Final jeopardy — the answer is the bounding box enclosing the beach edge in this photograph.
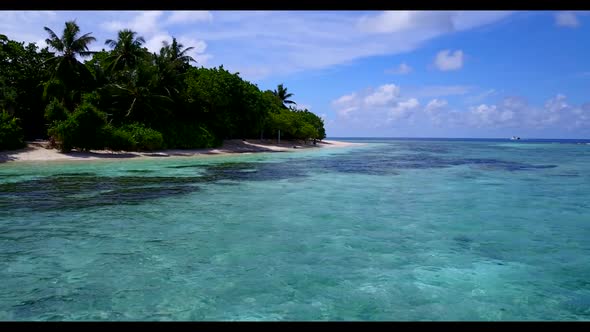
[0,139,363,164]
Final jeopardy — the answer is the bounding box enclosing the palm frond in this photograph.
[178,46,195,56]
[43,27,64,52]
[105,38,117,48]
[43,27,60,43]
[72,33,97,52]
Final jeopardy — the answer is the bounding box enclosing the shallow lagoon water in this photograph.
[1,138,590,320]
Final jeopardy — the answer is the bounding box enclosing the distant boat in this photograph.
[510,136,521,140]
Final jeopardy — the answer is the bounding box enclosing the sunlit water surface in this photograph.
[1,138,589,321]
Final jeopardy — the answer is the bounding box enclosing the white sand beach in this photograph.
[0,139,362,163]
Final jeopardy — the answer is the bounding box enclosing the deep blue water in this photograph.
[1,138,589,320]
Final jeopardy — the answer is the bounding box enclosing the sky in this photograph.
[1,10,590,138]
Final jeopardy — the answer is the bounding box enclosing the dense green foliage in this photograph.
[47,101,108,152]
[0,111,25,150]
[0,22,326,152]
[0,34,52,139]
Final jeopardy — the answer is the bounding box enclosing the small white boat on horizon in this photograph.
[510,136,521,140]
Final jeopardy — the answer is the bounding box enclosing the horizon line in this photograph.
[327,136,590,140]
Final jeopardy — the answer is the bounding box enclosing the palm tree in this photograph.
[105,70,173,126]
[154,37,196,98]
[273,83,296,108]
[43,21,96,106]
[104,29,147,72]
[44,21,96,62]
[160,37,196,65]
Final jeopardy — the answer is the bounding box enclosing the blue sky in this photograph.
[2,10,589,138]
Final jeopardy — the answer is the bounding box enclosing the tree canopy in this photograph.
[0,21,326,152]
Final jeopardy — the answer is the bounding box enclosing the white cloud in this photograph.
[364,84,400,107]
[425,99,448,113]
[555,11,580,28]
[332,93,359,118]
[101,21,124,33]
[0,11,59,48]
[450,11,515,31]
[177,36,207,53]
[336,106,359,119]
[101,11,164,36]
[35,39,48,49]
[332,83,590,136]
[0,11,513,81]
[358,11,514,34]
[464,95,588,130]
[424,99,452,126]
[534,94,569,126]
[167,11,213,25]
[185,11,509,80]
[468,103,517,128]
[544,94,569,113]
[388,98,420,122]
[332,83,421,126]
[144,33,172,53]
[358,11,454,34]
[176,36,210,66]
[193,53,213,66]
[333,93,357,106]
[501,96,527,111]
[470,104,496,125]
[434,49,464,71]
[385,62,412,75]
[100,12,212,66]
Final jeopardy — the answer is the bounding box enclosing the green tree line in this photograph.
[0,21,326,152]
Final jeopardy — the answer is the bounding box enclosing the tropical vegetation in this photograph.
[0,21,326,152]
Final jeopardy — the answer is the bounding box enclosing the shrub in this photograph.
[161,123,220,149]
[48,102,107,152]
[47,120,72,152]
[127,124,164,151]
[0,111,25,151]
[103,125,135,151]
[44,98,69,124]
[101,124,164,151]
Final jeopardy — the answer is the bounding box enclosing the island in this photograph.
[1,21,330,158]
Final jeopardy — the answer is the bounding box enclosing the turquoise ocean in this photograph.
[1,138,589,320]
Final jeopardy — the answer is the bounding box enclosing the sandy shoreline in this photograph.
[0,139,362,164]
